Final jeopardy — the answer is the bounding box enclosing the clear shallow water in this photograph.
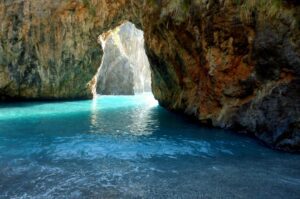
[0,93,299,199]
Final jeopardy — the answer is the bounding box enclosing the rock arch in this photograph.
[0,0,299,151]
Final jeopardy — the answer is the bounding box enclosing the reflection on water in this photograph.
[0,93,299,199]
[90,97,99,128]
[90,94,159,136]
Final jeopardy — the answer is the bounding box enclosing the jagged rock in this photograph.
[0,0,299,151]
[96,22,151,95]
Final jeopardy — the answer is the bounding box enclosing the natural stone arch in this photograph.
[0,0,174,101]
[0,0,299,151]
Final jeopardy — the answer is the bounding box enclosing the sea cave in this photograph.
[0,0,299,198]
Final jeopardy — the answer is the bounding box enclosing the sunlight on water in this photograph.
[0,93,299,198]
[91,93,158,136]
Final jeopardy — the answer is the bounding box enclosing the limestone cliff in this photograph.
[96,22,151,95]
[0,0,299,151]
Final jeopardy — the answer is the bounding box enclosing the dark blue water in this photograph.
[0,93,299,199]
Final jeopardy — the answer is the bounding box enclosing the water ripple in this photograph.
[0,94,299,198]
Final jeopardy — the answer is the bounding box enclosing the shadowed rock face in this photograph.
[0,0,299,151]
[96,22,151,95]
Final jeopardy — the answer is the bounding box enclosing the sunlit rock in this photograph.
[96,22,151,95]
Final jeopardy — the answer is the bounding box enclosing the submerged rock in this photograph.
[96,22,151,95]
[0,0,299,151]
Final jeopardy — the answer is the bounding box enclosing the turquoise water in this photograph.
[0,93,299,198]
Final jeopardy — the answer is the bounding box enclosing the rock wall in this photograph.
[0,0,128,100]
[96,22,151,95]
[140,0,300,151]
[0,0,299,151]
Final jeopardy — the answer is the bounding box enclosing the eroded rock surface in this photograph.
[96,22,151,95]
[0,0,299,151]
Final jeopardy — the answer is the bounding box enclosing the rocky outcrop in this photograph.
[96,22,151,95]
[141,0,300,152]
[0,0,127,100]
[0,0,299,151]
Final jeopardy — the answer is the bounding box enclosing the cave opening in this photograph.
[92,22,152,97]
